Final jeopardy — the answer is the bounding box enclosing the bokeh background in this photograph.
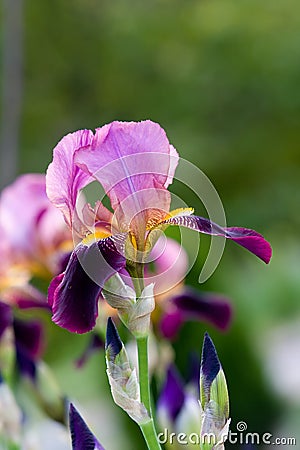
[1,0,300,448]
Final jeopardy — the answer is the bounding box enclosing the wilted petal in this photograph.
[172,289,232,331]
[75,121,178,233]
[46,130,94,230]
[48,238,126,334]
[69,403,104,450]
[163,215,272,264]
[157,366,185,425]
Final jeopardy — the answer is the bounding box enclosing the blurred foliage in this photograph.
[1,0,300,448]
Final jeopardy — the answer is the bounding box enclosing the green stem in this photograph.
[140,419,162,450]
[128,262,161,449]
[137,336,152,415]
[137,337,162,449]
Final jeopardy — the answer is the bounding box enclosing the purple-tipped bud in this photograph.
[105,317,122,359]
[69,403,104,450]
[200,333,230,449]
[201,332,221,395]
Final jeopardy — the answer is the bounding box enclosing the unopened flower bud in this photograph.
[199,333,230,450]
[105,318,149,424]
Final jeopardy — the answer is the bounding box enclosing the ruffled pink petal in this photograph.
[46,130,94,230]
[0,174,50,258]
[75,121,179,232]
[0,174,71,275]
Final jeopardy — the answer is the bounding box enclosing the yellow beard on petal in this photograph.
[146,207,194,230]
[82,229,112,245]
[163,207,194,221]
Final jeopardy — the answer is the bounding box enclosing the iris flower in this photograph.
[0,174,71,385]
[46,120,271,334]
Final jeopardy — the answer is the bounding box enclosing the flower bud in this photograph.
[105,318,149,424]
[199,333,230,450]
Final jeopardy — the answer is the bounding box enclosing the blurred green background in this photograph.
[1,0,300,448]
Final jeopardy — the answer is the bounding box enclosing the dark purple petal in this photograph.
[13,318,44,360]
[157,366,185,423]
[15,347,37,380]
[0,301,13,338]
[163,215,272,264]
[172,288,232,331]
[13,318,44,380]
[69,403,105,450]
[105,317,122,359]
[48,237,126,334]
[16,299,50,310]
[75,333,104,368]
[159,309,184,340]
[201,332,221,402]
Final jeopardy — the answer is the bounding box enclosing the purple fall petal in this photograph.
[172,288,232,331]
[69,403,104,450]
[0,301,13,338]
[48,237,126,334]
[157,366,185,423]
[201,332,221,402]
[163,215,272,264]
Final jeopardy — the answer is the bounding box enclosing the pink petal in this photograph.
[46,130,94,231]
[75,121,178,232]
[145,236,188,296]
[0,174,49,258]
